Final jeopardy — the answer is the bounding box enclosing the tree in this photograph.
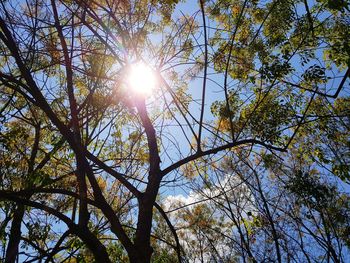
[0,0,349,262]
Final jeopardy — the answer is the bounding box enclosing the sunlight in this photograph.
[127,62,157,96]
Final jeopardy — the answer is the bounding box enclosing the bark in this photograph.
[133,98,161,263]
[5,205,25,263]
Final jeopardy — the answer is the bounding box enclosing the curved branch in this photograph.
[0,191,111,263]
[154,202,182,262]
[162,139,286,176]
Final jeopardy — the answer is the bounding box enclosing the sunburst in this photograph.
[127,62,157,96]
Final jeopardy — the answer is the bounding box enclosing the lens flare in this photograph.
[127,62,157,95]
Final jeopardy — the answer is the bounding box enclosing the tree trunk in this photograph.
[5,205,25,263]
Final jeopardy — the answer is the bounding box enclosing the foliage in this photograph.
[0,0,349,262]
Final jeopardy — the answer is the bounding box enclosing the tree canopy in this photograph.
[0,0,349,262]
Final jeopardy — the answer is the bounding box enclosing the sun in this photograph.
[127,62,157,96]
